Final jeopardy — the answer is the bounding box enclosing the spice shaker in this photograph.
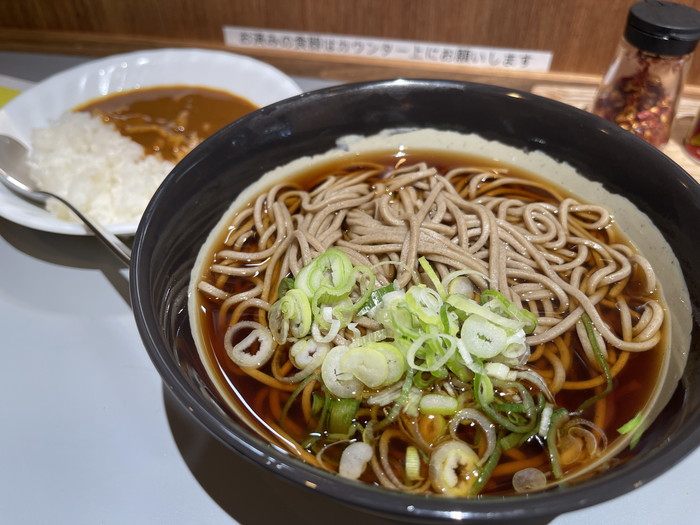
[591,1,700,148]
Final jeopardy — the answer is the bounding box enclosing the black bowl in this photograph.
[129,79,700,524]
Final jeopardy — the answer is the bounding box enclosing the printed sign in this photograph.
[224,27,553,72]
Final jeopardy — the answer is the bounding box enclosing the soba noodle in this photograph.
[190,131,670,497]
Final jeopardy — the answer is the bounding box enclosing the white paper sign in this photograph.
[223,27,552,73]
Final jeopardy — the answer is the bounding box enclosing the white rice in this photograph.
[28,111,175,225]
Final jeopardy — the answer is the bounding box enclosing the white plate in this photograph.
[0,48,302,236]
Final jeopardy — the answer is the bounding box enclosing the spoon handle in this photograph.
[43,192,132,266]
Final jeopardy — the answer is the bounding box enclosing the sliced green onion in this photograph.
[340,345,390,388]
[418,256,446,299]
[493,402,528,413]
[350,265,376,313]
[448,408,497,465]
[405,445,423,481]
[321,346,363,398]
[388,304,422,339]
[440,303,459,336]
[480,289,537,334]
[403,382,423,418]
[301,434,322,450]
[405,284,443,326]
[460,314,508,359]
[575,313,613,413]
[366,382,403,406]
[446,356,473,383]
[484,361,515,381]
[373,291,422,340]
[501,329,528,362]
[535,392,546,413]
[546,408,570,479]
[347,328,389,349]
[224,321,275,369]
[328,398,360,435]
[618,411,644,434]
[419,393,459,415]
[278,339,329,383]
[406,333,459,373]
[499,431,526,451]
[429,440,480,496]
[272,249,379,350]
[295,248,355,300]
[314,390,333,434]
[356,282,396,316]
[421,414,448,444]
[280,373,320,429]
[492,378,536,419]
[413,370,439,389]
[618,411,647,449]
[474,375,537,434]
[311,296,353,331]
[311,391,325,417]
[539,404,554,437]
[277,277,295,298]
[446,294,523,332]
[469,444,502,496]
[311,308,342,343]
[338,441,373,480]
[367,342,406,385]
[442,270,485,297]
[474,372,494,405]
[371,370,415,433]
[429,366,449,380]
[512,466,547,493]
[268,288,312,343]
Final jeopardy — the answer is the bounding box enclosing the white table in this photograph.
[1,51,698,525]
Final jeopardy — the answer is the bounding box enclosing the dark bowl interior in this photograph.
[129,79,700,524]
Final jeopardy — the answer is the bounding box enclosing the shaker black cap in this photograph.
[625,0,700,55]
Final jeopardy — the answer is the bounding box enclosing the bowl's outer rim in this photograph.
[130,78,700,523]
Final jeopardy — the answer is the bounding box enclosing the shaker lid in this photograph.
[625,0,700,55]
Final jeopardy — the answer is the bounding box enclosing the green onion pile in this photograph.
[223,248,630,495]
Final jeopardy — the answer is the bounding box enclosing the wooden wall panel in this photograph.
[3,0,700,86]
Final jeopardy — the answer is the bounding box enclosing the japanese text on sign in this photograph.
[223,27,552,72]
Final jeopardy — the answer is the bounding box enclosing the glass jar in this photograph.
[591,1,700,148]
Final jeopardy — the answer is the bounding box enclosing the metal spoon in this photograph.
[0,134,132,265]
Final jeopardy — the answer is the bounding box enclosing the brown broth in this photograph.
[194,149,668,495]
[75,85,258,162]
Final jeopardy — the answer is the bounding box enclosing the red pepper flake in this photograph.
[592,52,674,147]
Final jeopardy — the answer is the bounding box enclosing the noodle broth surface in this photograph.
[189,131,679,497]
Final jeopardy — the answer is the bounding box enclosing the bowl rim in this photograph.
[130,77,700,522]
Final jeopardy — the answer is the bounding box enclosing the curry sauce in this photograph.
[75,86,258,162]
